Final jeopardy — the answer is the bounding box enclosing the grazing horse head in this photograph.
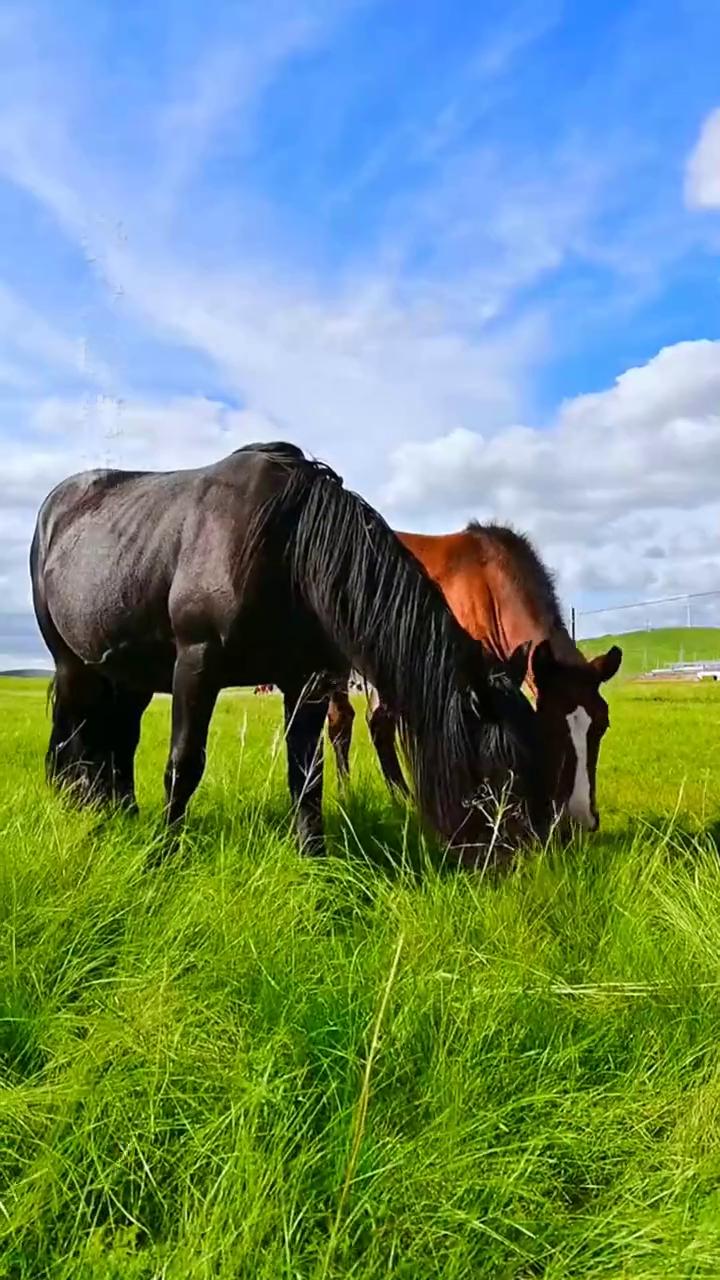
[531,640,623,831]
[430,638,554,865]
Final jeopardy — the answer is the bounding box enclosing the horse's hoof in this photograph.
[297,828,326,857]
[143,825,182,870]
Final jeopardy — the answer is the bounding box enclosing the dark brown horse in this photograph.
[30,444,553,863]
[327,524,622,831]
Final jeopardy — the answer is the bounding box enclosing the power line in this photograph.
[577,589,720,619]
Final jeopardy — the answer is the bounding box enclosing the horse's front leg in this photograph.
[327,686,355,783]
[164,643,220,829]
[284,686,328,854]
[367,691,409,796]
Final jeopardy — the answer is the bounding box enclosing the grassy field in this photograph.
[580,627,720,677]
[1,675,720,1279]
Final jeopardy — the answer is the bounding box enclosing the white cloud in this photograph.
[91,255,543,483]
[381,339,720,619]
[32,394,276,468]
[685,108,720,209]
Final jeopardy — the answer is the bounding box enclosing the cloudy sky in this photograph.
[1,0,719,666]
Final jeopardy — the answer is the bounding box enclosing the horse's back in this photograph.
[35,448,301,573]
[35,445,306,539]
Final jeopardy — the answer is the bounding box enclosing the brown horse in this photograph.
[327,523,622,831]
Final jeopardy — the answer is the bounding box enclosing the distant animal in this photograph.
[327,525,622,831]
[30,443,553,863]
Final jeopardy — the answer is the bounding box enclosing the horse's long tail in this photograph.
[29,522,58,719]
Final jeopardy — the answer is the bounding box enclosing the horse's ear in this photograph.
[531,638,557,690]
[589,645,622,684]
[505,641,531,688]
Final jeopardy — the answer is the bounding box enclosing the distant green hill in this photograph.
[0,668,52,679]
[579,628,720,677]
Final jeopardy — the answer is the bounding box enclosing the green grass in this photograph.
[1,677,720,1278]
[580,627,720,677]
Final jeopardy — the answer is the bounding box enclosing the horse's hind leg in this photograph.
[367,693,409,796]
[108,688,153,812]
[46,661,83,792]
[327,687,354,783]
[164,644,220,828]
[284,686,328,855]
[47,660,115,805]
[32,577,107,802]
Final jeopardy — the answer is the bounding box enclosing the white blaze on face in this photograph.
[565,706,595,828]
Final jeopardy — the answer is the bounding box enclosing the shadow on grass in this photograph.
[589,812,720,866]
[329,785,429,875]
[49,780,720,893]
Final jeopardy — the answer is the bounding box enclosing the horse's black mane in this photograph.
[244,448,539,838]
[466,520,564,629]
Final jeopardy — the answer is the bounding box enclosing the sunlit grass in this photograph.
[0,677,719,1278]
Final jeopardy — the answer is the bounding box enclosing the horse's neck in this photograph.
[479,564,586,688]
[395,530,585,695]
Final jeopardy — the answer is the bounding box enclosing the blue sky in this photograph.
[1,0,719,665]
